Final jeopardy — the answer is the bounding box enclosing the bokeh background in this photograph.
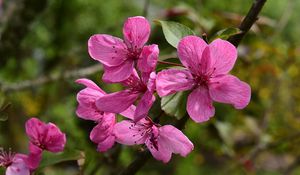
[1,0,300,174]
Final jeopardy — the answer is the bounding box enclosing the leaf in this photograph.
[155,20,195,48]
[212,27,242,40]
[161,91,189,119]
[36,150,84,171]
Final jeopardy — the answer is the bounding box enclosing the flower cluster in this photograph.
[0,118,66,175]
[76,16,251,163]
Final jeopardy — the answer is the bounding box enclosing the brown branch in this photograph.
[227,0,267,47]
[157,60,184,67]
[0,64,102,93]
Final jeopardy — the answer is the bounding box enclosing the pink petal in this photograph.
[6,155,30,175]
[158,125,194,157]
[76,105,103,121]
[134,90,155,122]
[26,143,42,170]
[43,122,66,152]
[156,69,194,97]
[137,44,158,73]
[76,79,105,121]
[88,34,127,67]
[187,87,215,123]
[119,105,136,120]
[96,90,140,114]
[25,118,46,141]
[209,75,251,109]
[145,138,172,163]
[96,135,115,152]
[90,113,115,143]
[102,59,134,83]
[114,120,148,145]
[177,36,208,74]
[123,16,150,49]
[207,39,237,76]
[120,69,141,87]
[75,78,104,93]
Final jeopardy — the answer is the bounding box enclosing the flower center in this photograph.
[127,47,141,60]
[0,148,14,168]
[194,74,210,87]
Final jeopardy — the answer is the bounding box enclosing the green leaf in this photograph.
[36,150,84,171]
[155,20,195,48]
[212,27,242,40]
[161,91,189,119]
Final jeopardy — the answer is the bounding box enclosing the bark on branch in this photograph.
[227,0,267,47]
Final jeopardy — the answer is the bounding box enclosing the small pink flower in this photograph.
[156,36,251,123]
[88,16,158,82]
[76,78,116,152]
[0,148,30,175]
[96,70,156,122]
[114,114,194,163]
[25,118,66,153]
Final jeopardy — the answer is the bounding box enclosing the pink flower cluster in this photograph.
[76,16,251,163]
[0,118,66,175]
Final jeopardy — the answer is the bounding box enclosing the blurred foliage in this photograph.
[1,0,300,174]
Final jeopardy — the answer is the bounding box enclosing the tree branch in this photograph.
[0,64,102,93]
[227,0,267,47]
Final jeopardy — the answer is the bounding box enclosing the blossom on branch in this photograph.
[156,36,251,123]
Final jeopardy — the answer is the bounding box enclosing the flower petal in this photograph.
[90,113,115,143]
[26,143,42,170]
[43,122,66,152]
[96,135,115,152]
[102,59,134,83]
[114,120,147,145]
[96,90,139,113]
[187,87,215,123]
[137,44,158,73]
[145,138,172,163]
[207,39,237,75]
[158,125,194,157]
[88,34,127,67]
[7,155,30,175]
[134,90,155,122]
[120,105,136,120]
[156,69,194,97]
[123,16,150,49]
[75,78,104,93]
[25,118,47,141]
[76,79,105,121]
[177,36,208,74]
[209,75,251,109]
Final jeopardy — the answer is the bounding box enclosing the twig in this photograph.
[157,60,184,67]
[227,0,267,47]
[0,64,102,93]
[142,0,150,17]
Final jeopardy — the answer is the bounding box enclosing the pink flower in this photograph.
[88,16,158,82]
[114,114,194,163]
[156,36,251,123]
[76,78,116,152]
[0,148,30,175]
[25,118,66,153]
[96,70,156,122]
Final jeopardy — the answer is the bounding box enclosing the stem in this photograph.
[227,0,267,47]
[157,60,184,67]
